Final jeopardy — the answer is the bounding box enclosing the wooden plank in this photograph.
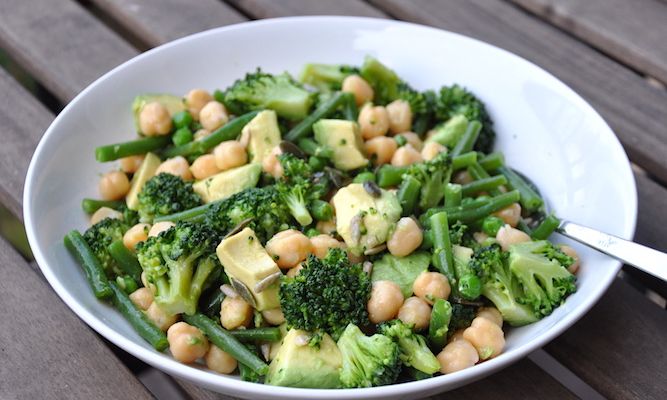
[0,237,152,399]
[509,0,667,84]
[368,0,667,185]
[634,173,667,253]
[226,0,387,18]
[545,279,667,400]
[89,0,246,48]
[0,0,137,102]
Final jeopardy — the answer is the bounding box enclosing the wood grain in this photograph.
[89,0,246,48]
[509,0,667,83]
[0,237,152,399]
[0,0,137,102]
[226,0,387,18]
[369,0,667,185]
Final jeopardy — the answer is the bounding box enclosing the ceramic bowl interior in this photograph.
[24,16,636,400]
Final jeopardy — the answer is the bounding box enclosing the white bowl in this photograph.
[24,16,636,399]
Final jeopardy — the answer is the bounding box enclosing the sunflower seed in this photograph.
[350,213,363,244]
[363,180,382,198]
[223,218,254,240]
[279,140,306,159]
[363,244,386,256]
[229,276,257,308]
[363,261,373,275]
[220,284,239,298]
[294,333,310,346]
[261,343,271,361]
[254,271,282,293]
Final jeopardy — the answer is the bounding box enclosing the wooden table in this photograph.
[1,1,666,399]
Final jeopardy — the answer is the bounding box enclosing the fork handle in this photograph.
[558,221,667,282]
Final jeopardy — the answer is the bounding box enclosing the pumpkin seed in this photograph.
[229,276,257,308]
[254,271,282,293]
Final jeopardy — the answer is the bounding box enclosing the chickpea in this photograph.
[316,220,337,236]
[396,132,423,151]
[194,128,211,141]
[199,101,229,131]
[496,224,531,251]
[386,99,412,134]
[129,287,154,311]
[262,308,286,326]
[560,245,581,274]
[391,144,423,167]
[364,136,397,166]
[463,317,505,360]
[167,322,209,363]
[437,339,479,374]
[185,89,213,121]
[493,203,522,227]
[220,296,253,330]
[367,281,404,324]
[146,302,178,331]
[473,231,489,244]
[238,128,251,148]
[387,217,423,257]
[448,329,466,343]
[99,171,130,200]
[156,156,193,181]
[309,234,344,259]
[342,75,374,106]
[119,155,144,174]
[266,229,312,269]
[205,345,237,374]
[477,307,503,327]
[286,263,304,278]
[262,146,283,178]
[90,207,122,225]
[139,102,172,136]
[214,141,248,171]
[421,141,446,161]
[149,221,175,237]
[398,296,432,330]
[412,271,451,304]
[190,154,220,180]
[358,104,390,139]
[123,223,150,250]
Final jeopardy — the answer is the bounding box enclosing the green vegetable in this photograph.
[531,213,561,240]
[482,216,505,237]
[64,230,112,299]
[378,320,440,374]
[95,136,171,162]
[430,212,456,291]
[136,173,201,223]
[81,198,124,214]
[451,151,478,170]
[109,282,168,351]
[444,183,462,207]
[276,154,330,226]
[394,135,408,147]
[172,127,193,146]
[450,120,482,157]
[308,155,327,171]
[449,303,476,332]
[297,138,334,159]
[310,199,334,221]
[401,152,451,211]
[229,327,282,342]
[82,217,128,278]
[352,171,376,183]
[461,175,507,197]
[479,152,505,171]
[428,299,452,348]
[116,275,138,294]
[426,115,469,147]
[498,166,544,213]
[199,288,225,318]
[285,91,352,141]
[452,245,482,300]
[172,110,193,129]
[107,240,142,285]
[299,63,357,91]
[376,165,407,188]
[421,190,521,226]
[397,175,421,216]
[337,324,401,388]
[370,252,430,298]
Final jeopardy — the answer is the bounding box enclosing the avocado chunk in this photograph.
[244,110,282,164]
[266,329,342,388]
[132,94,185,134]
[126,152,161,210]
[216,227,281,311]
[192,163,261,203]
[371,252,430,298]
[332,183,401,255]
[425,115,469,147]
[313,119,368,170]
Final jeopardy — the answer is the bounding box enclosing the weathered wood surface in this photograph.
[0,237,152,399]
[510,0,667,84]
[227,0,387,18]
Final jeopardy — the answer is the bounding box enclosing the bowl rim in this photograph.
[23,15,637,399]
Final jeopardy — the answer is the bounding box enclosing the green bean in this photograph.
[531,213,561,240]
[153,201,217,223]
[81,198,124,214]
[397,175,421,216]
[516,218,533,235]
[498,166,544,213]
[162,111,260,158]
[108,240,142,284]
[420,229,433,250]
[461,175,508,197]
[64,230,112,299]
[468,163,503,197]
[183,313,269,375]
[95,136,171,162]
[308,156,327,172]
[108,282,168,351]
[352,171,376,183]
[451,152,478,170]
[479,152,505,171]
[450,121,482,157]
[343,93,358,121]
[444,183,462,207]
[239,344,262,382]
[116,275,138,294]
[482,216,505,236]
[298,138,334,159]
[376,165,407,188]
[428,299,452,349]
[310,199,334,221]
[444,190,521,223]
[229,327,282,342]
[430,212,457,291]
[285,92,351,141]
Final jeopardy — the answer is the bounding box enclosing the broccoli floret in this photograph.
[299,63,359,91]
[136,221,221,315]
[279,248,371,339]
[221,69,313,120]
[508,240,576,318]
[275,153,331,226]
[204,186,292,244]
[137,173,201,223]
[337,324,401,388]
[378,320,440,375]
[449,303,477,332]
[402,151,452,210]
[435,84,495,154]
[83,217,128,277]
[471,244,538,326]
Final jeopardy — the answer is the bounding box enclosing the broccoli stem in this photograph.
[310,199,334,221]
[81,198,124,214]
[450,121,482,157]
[64,230,112,299]
[107,240,142,285]
[343,93,359,121]
[285,92,352,141]
[479,152,505,171]
[229,327,282,342]
[461,175,508,197]
[153,201,216,223]
[297,138,334,159]
[95,136,171,162]
[428,299,452,349]
[183,313,269,375]
[444,183,462,207]
[451,151,478,170]
[531,213,561,240]
[398,175,421,216]
[376,165,408,188]
[162,110,260,158]
[108,282,169,351]
[430,212,457,292]
[498,166,544,213]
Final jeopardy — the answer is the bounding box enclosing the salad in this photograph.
[64,57,580,388]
